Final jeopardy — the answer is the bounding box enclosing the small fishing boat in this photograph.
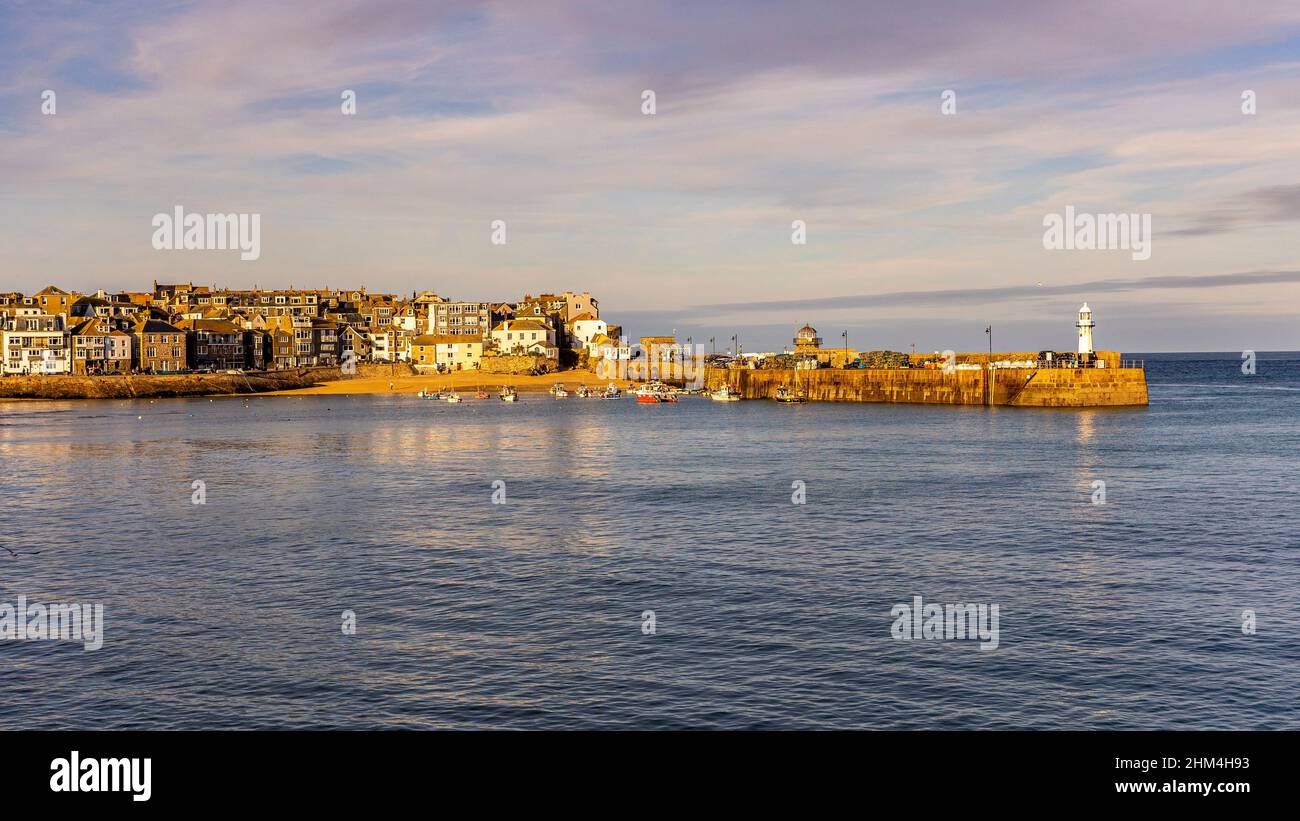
[710,384,742,402]
[417,389,442,400]
[500,386,518,402]
[575,386,591,398]
[601,383,622,399]
[774,385,807,404]
[445,391,462,403]
[475,388,490,400]
[549,382,566,396]
[634,382,678,403]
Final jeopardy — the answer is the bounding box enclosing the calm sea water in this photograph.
[2,352,1298,729]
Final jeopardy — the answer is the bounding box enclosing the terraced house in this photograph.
[70,318,132,374]
[33,284,75,316]
[259,316,339,367]
[428,301,501,339]
[2,311,69,374]
[0,292,22,316]
[178,318,245,370]
[133,318,187,373]
[410,334,484,372]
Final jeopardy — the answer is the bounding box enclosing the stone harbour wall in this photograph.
[0,367,343,400]
[705,365,1148,407]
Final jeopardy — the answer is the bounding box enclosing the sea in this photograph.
[1,352,1297,729]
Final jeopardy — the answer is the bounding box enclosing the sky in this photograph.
[1,0,1299,352]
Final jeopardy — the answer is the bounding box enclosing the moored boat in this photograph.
[634,382,678,403]
[500,386,518,402]
[710,384,742,402]
[774,385,807,404]
[446,391,462,403]
[601,383,622,399]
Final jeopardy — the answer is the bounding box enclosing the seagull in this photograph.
[2,544,41,557]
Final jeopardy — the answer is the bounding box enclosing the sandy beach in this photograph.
[264,369,631,396]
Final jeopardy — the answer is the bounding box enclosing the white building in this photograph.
[491,318,558,359]
[370,329,408,362]
[1077,303,1095,355]
[568,314,609,352]
[392,307,422,334]
[3,313,70,374]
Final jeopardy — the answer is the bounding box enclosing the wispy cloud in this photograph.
[696,268,1300,313]
[1168,183,1300,235]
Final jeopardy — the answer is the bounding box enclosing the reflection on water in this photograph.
[1,354,1298,729]
[1075,409,1096,445]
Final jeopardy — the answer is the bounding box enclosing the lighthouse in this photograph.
[1076,303,1095,355]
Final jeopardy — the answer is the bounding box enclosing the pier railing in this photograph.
[988,359,1146,370]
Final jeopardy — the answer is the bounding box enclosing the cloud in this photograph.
[1168,183,1300,236]
[695,269,1300,313]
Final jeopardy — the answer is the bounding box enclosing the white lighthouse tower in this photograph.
[1076,302,1095,355]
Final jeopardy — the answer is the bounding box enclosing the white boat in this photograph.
[710,384,742,402]
[500,386,518,402]
[634,382,678,403]
[445,391,462,403]
[576,386,591,398]
[601,383,622,399]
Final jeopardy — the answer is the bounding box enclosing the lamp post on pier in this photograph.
[985,325,993,406]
